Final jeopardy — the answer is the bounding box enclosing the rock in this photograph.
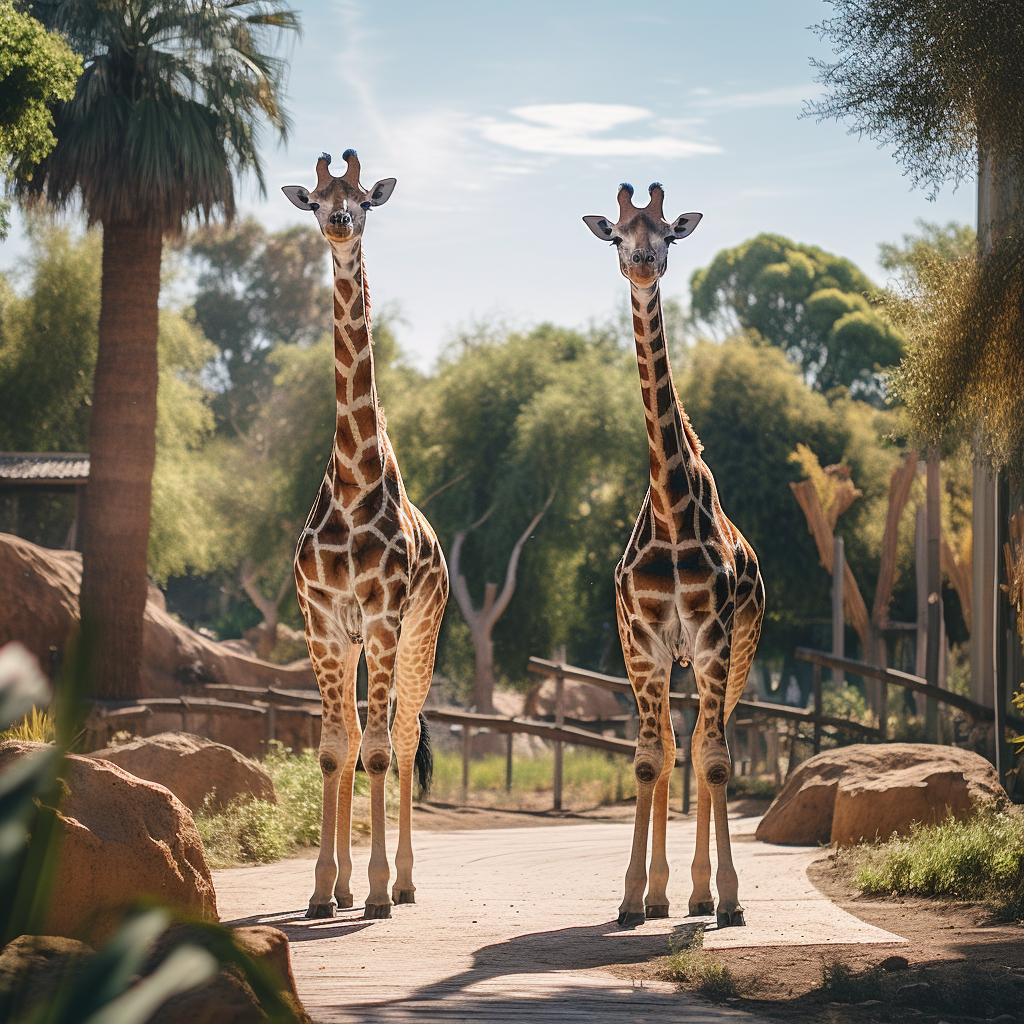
[90,732,276,812]
[523,677,624,720]
[147,924,312,1024]
[879,954,910,972]
[755,743,1006,846]
[0,929,311,1024]
[896,981,935,1006]
[0,532,316,697]
[0,935,94,1017]
[0,740,217,944]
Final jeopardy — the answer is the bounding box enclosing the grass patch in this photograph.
[429,748,641,807]
[818,959,883,1003]
[659,927,738,1000]
[727,774,778,800]
[195,796,289,868]
[852,808,1024,919]
[1,706,55,743]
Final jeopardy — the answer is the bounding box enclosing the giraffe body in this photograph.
[284,152,448,919]
[584,183,764,929]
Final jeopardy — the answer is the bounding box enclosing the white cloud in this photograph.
[477,103,721,159]
[692,85,813,112]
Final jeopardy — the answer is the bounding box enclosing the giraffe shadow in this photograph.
[221,909,375,942]
[391,917,700,1005]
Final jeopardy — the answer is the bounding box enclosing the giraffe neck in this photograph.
[330,241,383,503]
[629,282,702,518]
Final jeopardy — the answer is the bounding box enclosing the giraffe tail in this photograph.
[414,711,433,796]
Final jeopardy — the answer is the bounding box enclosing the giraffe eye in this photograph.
[308,202,320,211]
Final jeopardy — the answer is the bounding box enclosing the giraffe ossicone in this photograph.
[583,182,765,931]
[283,151,449,921]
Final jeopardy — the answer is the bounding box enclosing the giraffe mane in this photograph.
[679,406,704,455]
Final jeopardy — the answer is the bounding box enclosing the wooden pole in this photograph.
[812,662,822,754]
[832,536,845,687]
[925,447,942,743]
[461,725,471,801]
[505,731,513,792]
[553,653,565,811]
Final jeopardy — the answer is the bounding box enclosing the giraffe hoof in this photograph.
[645,904,670,919]
[305,902,335,919]
[392,888,416,905]
[617,910,647,929]
[717,908,746,928]
[334,893,354,910]
[688,901,715,916]
[363,902,392,920]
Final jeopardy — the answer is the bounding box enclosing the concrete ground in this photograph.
[214,815,904,1023]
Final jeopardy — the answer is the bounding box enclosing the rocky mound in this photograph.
[756,742,1006,847]
[90,732,276,812]
[0,532,315,696]
[0,739,217,943]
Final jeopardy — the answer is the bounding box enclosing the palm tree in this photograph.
[16,0,299,698]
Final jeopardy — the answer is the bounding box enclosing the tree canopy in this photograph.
[807,0,1024,196]
[689,233,904,400]
[0,0,80,237]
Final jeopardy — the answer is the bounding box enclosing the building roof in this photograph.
[0,453,90,484]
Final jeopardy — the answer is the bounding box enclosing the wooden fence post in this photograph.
[505,731,514,792]
[833,536,845,687]
[682,740,691,815]
[553,649,566,811]
[265,703,277,747]
[461,725,472,801]
[812,663,822,754]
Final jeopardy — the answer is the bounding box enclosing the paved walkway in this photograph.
[214,815,905,1023]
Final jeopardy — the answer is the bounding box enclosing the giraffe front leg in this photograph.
[308,716,346,919]
[645,693,676,919]
[361,624,398,919]
[688,716,714,916]
[618,653,670,929]
[333,644,362,910]
[391,615,438,904]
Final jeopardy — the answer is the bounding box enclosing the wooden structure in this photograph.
[0,452,89,549]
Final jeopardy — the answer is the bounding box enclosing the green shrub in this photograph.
[854,809,1024,919]
[659,927,738,1000]
[195,797,288,868]
[818,959,882,1003]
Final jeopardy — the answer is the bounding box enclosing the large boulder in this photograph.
[0,532,315,696]
[0,740,217,943]
[756,742,1006,847]
[90,732,276,812]
[0,928,311,1024]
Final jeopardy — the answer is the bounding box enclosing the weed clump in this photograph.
[854,809,1024,919]
[659,927,738,1000]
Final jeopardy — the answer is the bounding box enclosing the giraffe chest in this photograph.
[615,493,737,657]
[295,488,417,626]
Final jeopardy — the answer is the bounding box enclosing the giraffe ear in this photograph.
[583,215,618,242]
[669,212,702,240]
[364,178,397,208]
[282,185,317,211]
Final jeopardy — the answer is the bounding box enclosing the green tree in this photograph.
[677,333,906,661]
[689,233,904,400]
[179,219,332,434]
[14,0,298,698]
[879,219,976,278]
[0,0,80,237]
[0,219,220,571]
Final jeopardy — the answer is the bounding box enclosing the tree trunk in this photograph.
[470,612,496,715]
[78,221,162,700]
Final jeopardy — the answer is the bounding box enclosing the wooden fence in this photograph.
[85,645,1016,809]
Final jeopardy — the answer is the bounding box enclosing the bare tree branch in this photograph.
[488,489,556,627]
[418,471,468,510]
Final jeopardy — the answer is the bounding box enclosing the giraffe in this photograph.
[583,182,764,930]
[283,151,449,920]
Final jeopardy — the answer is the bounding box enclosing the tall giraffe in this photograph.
[283,151,448,920]
[583,183,764,930]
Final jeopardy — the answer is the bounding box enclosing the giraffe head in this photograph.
[282,150,396,246]
[583,183,701,287]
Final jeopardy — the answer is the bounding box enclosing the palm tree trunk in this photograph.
[79,221,162,700]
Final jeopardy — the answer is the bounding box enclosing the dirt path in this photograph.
[213,815,905,1022]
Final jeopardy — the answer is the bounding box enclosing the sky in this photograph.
[1,0,977,368]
